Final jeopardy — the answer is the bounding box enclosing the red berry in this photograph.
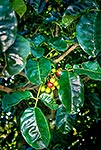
[56,70,62,77]
[47,81,54,88]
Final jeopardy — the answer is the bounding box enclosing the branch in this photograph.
[0,85,13,93]
[53,44,79,64]
[0,84,38,93]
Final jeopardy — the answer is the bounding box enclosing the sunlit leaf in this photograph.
[40,93,58,110]
[58,71,84,114]
[20,107,51,149]
[11,0,27,18]
[3,34,30,77]
[76,12,101,57]
[0,0,17,52]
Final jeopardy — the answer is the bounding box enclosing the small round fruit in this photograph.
[54,81,58,86]
[52,86,55,91]
[40,86,45,92]
[45,87,51,93]
[50,77,56,83]
[47,81,54,88]
[51,68,56,73]
[56,69,62,77]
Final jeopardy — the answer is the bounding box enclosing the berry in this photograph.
[56,69,62,77]
[47,81,54,88]
[51,68,56,73]
[45,87,51,93]
[54,81,58,86]
[40,86,45,92]
[50,77,55,83]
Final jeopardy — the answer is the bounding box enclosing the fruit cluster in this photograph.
[40,68,62,94]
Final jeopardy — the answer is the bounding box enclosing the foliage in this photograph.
[0,0,101,149]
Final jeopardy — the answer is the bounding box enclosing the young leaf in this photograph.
[76,12,101,57]
[31,46,44,58]
[11,0,27,18]
[0,0,17,52]
[25,57,51,85]
[48,37,68,52]
[73,61,101,81]
[58,71,84,114]
[2,91,33,112]
[20,107,51,149]
[56,105,76,134]
[3,34,30,77]
[31,34,46,47]
[40,93,58,110]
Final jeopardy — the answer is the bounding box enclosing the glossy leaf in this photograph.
[28,0,46,14]
[58,71,84,114]
[66,0,96,15]
[20,107,51,149]
[73,61,101,81]
[11,0,27,18]
[40,93,58,110]
[2,91,32,112]
[56,105,76,134]
[25,57,51,85]
[76,12,101,57]
[31,34,46,47]
[3,34,30,77]
[0,0,17,52]
[48,37,68,52]
[31,46,44,58]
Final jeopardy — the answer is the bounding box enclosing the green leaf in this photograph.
[40,93,58,110]
[20,107,51,149]
[29,0,46,14]
[73,61,101,81]
[31,34,46,47]
[3,34,30,77]
[76,12,101,57]
[0,0,17,52]
[62,15,76,27]
[31,46,44,58]
[25,57,51,85]
[11,0,27,18]
[56,105,76,134]
[66,0,96,15]
[58,71,84,114]
[48,37,68,52]
[2,91,32,112]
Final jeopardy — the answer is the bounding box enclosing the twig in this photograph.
[53,44,79,64]
[0,85,13,93]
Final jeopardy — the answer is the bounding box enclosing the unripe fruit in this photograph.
[45,87,51,93]
[40,86,45,92]
[50,77,55,83]
[54,81,58,86]
[51,68,56,73]
[47,81,54,88]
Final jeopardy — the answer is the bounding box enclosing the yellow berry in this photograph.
[45,87,51,93]
[54,81,58,86]
[52,68,56,73]
[50,77,56,83]
[41,86,46,92]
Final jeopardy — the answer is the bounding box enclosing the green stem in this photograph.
[35,84,42,107]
